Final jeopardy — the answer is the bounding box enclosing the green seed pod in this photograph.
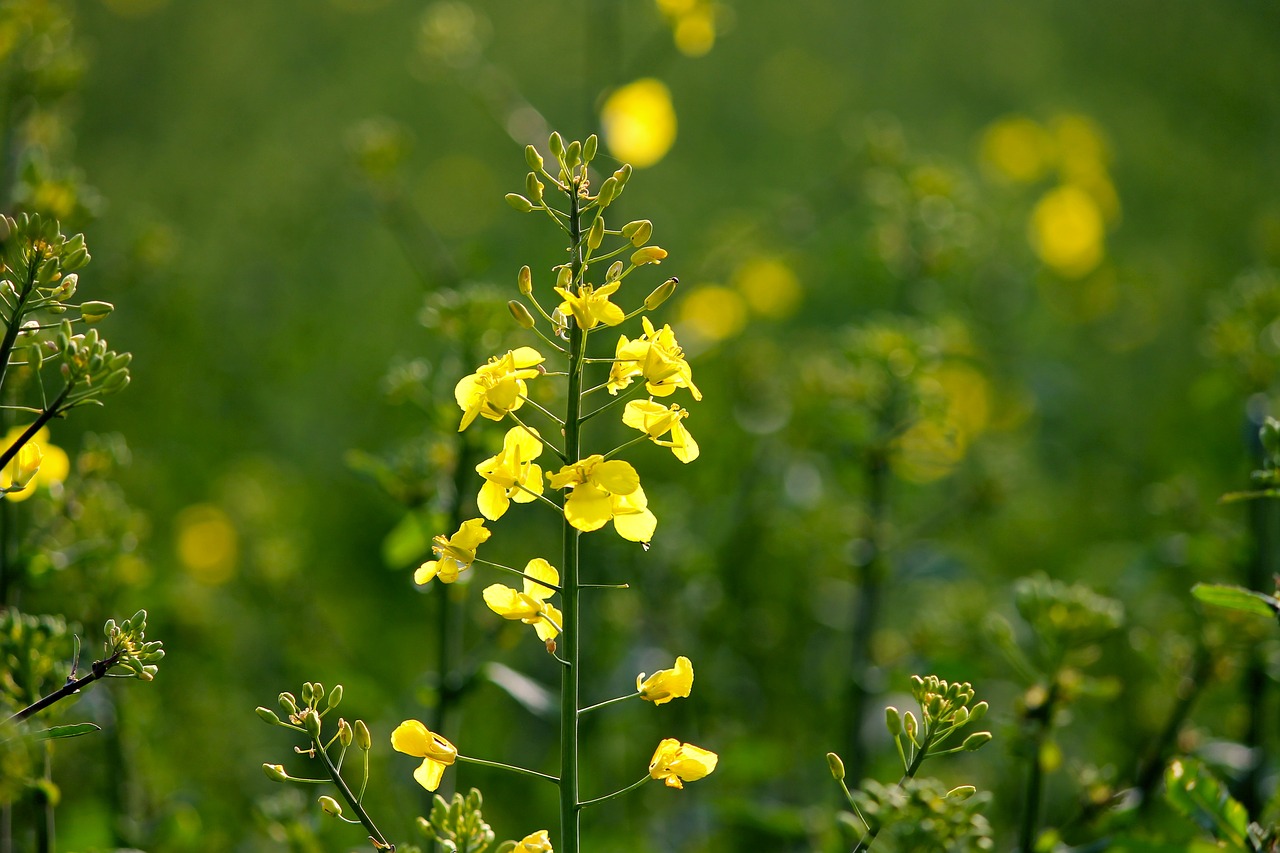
[263,763,291,783]
[508,300,535,328]
[622,219,653,246]
[524,144,543,172]
[80,301,114,324]
[946,785,977,800]
[826,752,846,781]
[505,193,534,213]
[583,134,598,163]
[338,718,353,748]
[587,216,605,251]
[354,720,372,751]
[644,277,678,310]
[962,731,993,751]
[318,795,343,817]
[885,705,902,736]
[255,706,281,725]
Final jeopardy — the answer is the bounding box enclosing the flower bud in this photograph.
[587,216,605,251]
[903,711,918,740]
[947,785,977,800]
[0,216,10,242]
[318,795,343,817]
[583,134,598,163]
[327,684,344,709]
[279,692,299,716]
[622,219,653,246]
[596,176,618,208]
[962,731,993,751]
[354,720,372,751]
[263,763,290,782]
[606,261,624,282]
[968,701,988,724]
[50,273,77,301]
[612,163,632,186]
[556,266,573,289]
[826,752,846,781]
[549,132,565,158]
[505,193,534,213]
[524,144,543,172]
[80,301,114,324]
[526,172,544,205]
[508,300,535,328]
[12,444,41,490]
[630,246,667,266]
[256,706,281,725]
[885,705,902,736]
[338,718,353,748]
[302,709,322,739]
[565,140,581,168]
[644,277,678,310]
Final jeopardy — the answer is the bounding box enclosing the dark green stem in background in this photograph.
[845,446,890,780]
[1239,489,1277,814]
[851,725,936,853]
[1018,680,1060,853]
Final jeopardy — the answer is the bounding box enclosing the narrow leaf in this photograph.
[35,723,102,741]
[1192,583,1280,620]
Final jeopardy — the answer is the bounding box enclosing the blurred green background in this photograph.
[4,0,1280,849]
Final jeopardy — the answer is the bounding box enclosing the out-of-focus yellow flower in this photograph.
[891,419,965,484]
[415,518,491,584]
[1,426,69,501]
[656,0,717,56]
[482,557,562,642]
[548,455,656,542]
[733,257,802,319]
[175,503,239,585]
[555,281,625,330]
[475,426,545,520]
[679,286,748,341]
[515,830,553,852]
[609,317,702,400]
[391,720,457,791]
[1051,113,1109,176]
[1028,185,1105,278]
[623,399,699,463]
[934,363,991,443]
[979,116,1054,184]
[601,79,677,169]
[637,656,693,704]
[454,346,545,431]
[648,738,717,788]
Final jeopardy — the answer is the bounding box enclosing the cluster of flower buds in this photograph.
[103,609,164,681]
[884,675,991,764]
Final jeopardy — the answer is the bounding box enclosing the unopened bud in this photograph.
[318,795,343,817]
[968,701,988,724]
[904,711,918,739]
[518,265,533,295]
[947,785,977,800]
[826,752,845,781]
[606,261,624,282]
[0,216,9,242]
[508,300,535,328]
[612,163,632,186]
[630,246,667,266]
[50,273,77,301]
[263,763,290,783]
[565,140,581,168]
[885,706,902,736]
[526,172,544,205]
[505,193,534,213]
[962,731,993,751]
[256,706,281,725]
[644,277,678,310]
[549,132,565,159]
[354,720,372,751]
[80,301,114,324]
[622,219,653,246]
[524,144,544,172]
[338,718,353,748]
[597,176,618,208]
[302,709,322,739]
[556,266,573,289]
[583,134,598,163]
[279,692,299,716]
[587,216,605,251]
[327,684,344,709]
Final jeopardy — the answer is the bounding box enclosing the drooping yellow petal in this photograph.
[522,558,560,602]
[483,584,543,621]
[535,603,562,641]
[414,758,447,792]
[477,479,511,520]
[637,656,694,705]
[648,738,717,788]
[591,459,640,495]
[564,483,613,532]
[516,830,554,852]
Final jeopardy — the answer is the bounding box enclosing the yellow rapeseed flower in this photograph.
[648,738,717,788]
[622,399,699,463]
[600,79,677,169]
[391,720,457,791]
[454,346,545,431]
[608,317,702,400]
[415,518,491,584]
[637,656,694,705]
[515,830,553,852]
[482,557,562,642]
[548,455,657,543]
[475,426,545,520]
[554,281,626,330]
[1,426,69,501]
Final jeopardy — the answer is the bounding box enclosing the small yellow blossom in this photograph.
[475,427,545,521]
[454,346,545,431]
[648,738,717,789]
[482,557,562,642]
[548,455,656,543]
[608,317,702,401]
[623,399,699,463]
[515,830,553,852]
[637,656,693,705]
[391,720,457,791]
[415,518,491,584]
[1,426,69,502]
[554,281,625,330]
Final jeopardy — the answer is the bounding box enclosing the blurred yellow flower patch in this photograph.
[601,79,677,169]
[175,503,238,585]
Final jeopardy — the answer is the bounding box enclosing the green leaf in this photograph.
[381,510,437,569]
[1191,583,1280,620]
[1164,758,1253,851]
[34,723,102,741]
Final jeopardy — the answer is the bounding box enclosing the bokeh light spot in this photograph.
[980,116,1053,183]
[600,79,677,169]
[733,256,802,319]
[679,285,747,341]
[1029,184,1105,278]
[176,504,238,586]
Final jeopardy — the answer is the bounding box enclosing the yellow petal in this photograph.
[477,480,510,520]
[591,459,640,495]
[564,484,613,532]
[522,558,560,601]
[391,719,432,757]
[414,561,440,585]
[414,757,446,791]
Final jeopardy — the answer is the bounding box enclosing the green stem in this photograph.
[602,433,649,461]
[472,557,562,593]
[1018,682,1059,853]
[852,725,935,853]
[2,650,123,727]
[455,754,559,784]
[580,380,643,422]
[578,774,649,809]
[578,691,639,717]
[0,246,41,397]
[0,384,72,473]
[313,736,394,851]
[559,172,586,853]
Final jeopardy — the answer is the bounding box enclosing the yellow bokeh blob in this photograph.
[1029,185,1105,278]
[1051,113,1110,176]
[673,10,716,57]
[2,426,69,502]
[933,363,991,443]
[600,79,677,169]
[176,504,238,586]
[679,285,747,342]
[733,256,802,319]
[980,116,1054,184]
[891,420,965,484]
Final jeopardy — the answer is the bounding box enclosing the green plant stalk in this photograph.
[2,649,123,727]
[846,446,890,779]
[851,722,937,853]
[1018,682,1059,853]
[559,176,585,853]
[313,734,394,852]
[0,384,72,473]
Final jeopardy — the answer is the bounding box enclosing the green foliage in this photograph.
[849,778,994,853]
[417,788,514,853]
